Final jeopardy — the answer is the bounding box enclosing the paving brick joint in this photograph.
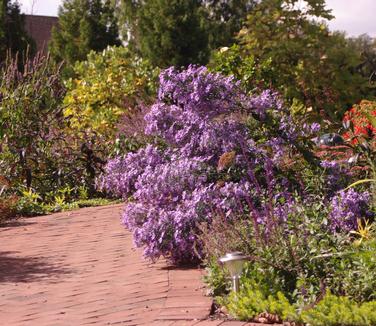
[0,204,271,325]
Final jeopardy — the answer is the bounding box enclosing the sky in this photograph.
[18,0,376,37]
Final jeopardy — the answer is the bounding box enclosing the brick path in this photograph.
[0,205,267,325]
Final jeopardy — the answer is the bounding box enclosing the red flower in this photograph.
[341,100,376,144]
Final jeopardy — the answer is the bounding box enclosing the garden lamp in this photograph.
[219,252,248,292]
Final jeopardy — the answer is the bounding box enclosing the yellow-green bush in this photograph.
[223,284,376,326]
[64,46,159,137]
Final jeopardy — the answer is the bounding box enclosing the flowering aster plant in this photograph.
[328,188,371,233]
[99,66,372,263]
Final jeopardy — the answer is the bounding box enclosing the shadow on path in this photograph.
[0,251,71,283]
[0,220,36,229]
[160,263,202,271]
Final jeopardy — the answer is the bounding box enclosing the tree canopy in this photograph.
[49,0,120,68]
[0,0,34,63]
[348,34,376,88]
[203,0,256,50]
[211,0,372,120]
[114,0,256,67]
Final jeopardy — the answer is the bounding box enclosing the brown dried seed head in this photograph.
[217,151,236,171]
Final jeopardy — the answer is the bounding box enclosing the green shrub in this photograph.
[222,285,376,325]
[203,195,376,302]
[202,193,376,324]
[0,53,66,193]
[301,292,376,326]
[203,258,228,296]
[15,188,46,216]
[222,278,296,322]
[41,197,119,214]
[0,48,153,204]
[15,186,120,217]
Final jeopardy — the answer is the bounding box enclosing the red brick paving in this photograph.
[0,204,274,325]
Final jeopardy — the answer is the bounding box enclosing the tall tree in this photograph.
[0,1,6,58]
[203,0,256,50]
[49,0,120,67]
[0,0,34,63]
[117,0,208,67]
[114,0,255,68]
[348,34,376,86]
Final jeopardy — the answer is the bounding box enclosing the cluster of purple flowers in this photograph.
[329,188,371,233]
[98,145,165,197]
[145,66,250,162]
[100,66,372,262]
[320,160,351,194]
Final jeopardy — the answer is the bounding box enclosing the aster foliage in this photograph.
[100,66,372,263]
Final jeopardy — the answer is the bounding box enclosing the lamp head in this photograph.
[219,252,248,277]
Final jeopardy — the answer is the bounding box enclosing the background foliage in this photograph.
[1,1,376,324]
[49,0,120,72]
[0,0,35,63]
[113,0,256,68]
[210,0,374,120]
[64,46,158,138]
[0,52,125,219]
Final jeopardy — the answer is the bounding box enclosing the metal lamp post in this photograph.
[219,252,248,292]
